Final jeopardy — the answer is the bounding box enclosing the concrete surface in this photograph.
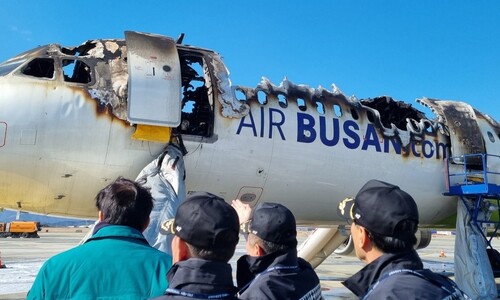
[0,228,497,299]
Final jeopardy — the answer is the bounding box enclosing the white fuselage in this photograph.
[2,35,498,228]
[0,74,457,226]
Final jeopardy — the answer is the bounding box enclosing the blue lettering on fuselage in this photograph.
[297,113,316,143]
[269,108,286,140]
[237,108,286,140]
[361,124,382,152]
[384,138,401,154]
[236,108,449,159]
[319,116,340,146]
[423,140,434,159]
[236,109,257,136]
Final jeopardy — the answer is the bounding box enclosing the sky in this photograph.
[1,1,499,120]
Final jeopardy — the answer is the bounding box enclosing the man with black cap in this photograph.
[338,179,469,299]
[153,192,240,299]
[232,201,322,299]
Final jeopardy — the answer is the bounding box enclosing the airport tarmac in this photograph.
[0,227,497,299]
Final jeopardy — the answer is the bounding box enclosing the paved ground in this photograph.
[0,227,496,299]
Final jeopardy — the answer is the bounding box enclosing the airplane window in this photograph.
[62,59,91,84]
[22,58,54,79]
[333,104,342,117]
[315,101,325,115]
[0,60,25,76]
[235,89,247,102]
[424,122,434,134]
[278,94,288,108]
[257,91,267,105]
[351,108,359,120]
[366,110,375,123]
[297,98,307,111]
[488,131,495,143]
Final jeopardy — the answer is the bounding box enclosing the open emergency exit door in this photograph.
[125,31,182,127]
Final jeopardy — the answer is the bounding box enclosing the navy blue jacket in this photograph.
[237,248,321,299]
[343,250,467,299]
[152,258,238,299]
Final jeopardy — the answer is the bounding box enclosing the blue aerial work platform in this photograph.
[444,153,500,276]
[446,153,500,196]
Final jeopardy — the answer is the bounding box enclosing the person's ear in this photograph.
[172,235,190,264]
[358,226,371,250]
[141,217,150,232]
[98,211,104,222]
[256,244,266,256]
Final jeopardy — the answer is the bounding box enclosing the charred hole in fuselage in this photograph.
[424,121,434,134]
[350,108,359,120]
[278,94,288,108]
[297,98,307,111]
[61,47,80,56]
[179,52,212,137]
[62,59,92,84]
[438,123,445,134]
[360,96,426,131]
[22,58,55,79]
[257,91,267,105]
[235,88,246,102]
[315,101,325,115]
[408,119,419,131]
[366,110,375,123]
[333,104,342,117]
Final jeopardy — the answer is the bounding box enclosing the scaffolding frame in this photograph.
[445,153,500,264]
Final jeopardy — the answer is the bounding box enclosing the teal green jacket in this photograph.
[28,224,172,300]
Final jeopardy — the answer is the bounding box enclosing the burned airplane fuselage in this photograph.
[0,31,498,225]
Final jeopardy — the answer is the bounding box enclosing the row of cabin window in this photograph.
[22,58,92,84]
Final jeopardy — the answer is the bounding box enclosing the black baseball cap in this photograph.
[249,202,297,247]
[160,192,239,250]
[337,179,419,237]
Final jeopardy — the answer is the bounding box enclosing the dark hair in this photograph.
[249,233,294,255]
[365,219,418,253]
[185,230,237,262]
[95,177,153,231]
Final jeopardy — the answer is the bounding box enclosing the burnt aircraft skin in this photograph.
[3,39,452,148]
[419,98,500,166]
[235,78,441,148]
[1,37,467,149]
[0,32,498,226]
